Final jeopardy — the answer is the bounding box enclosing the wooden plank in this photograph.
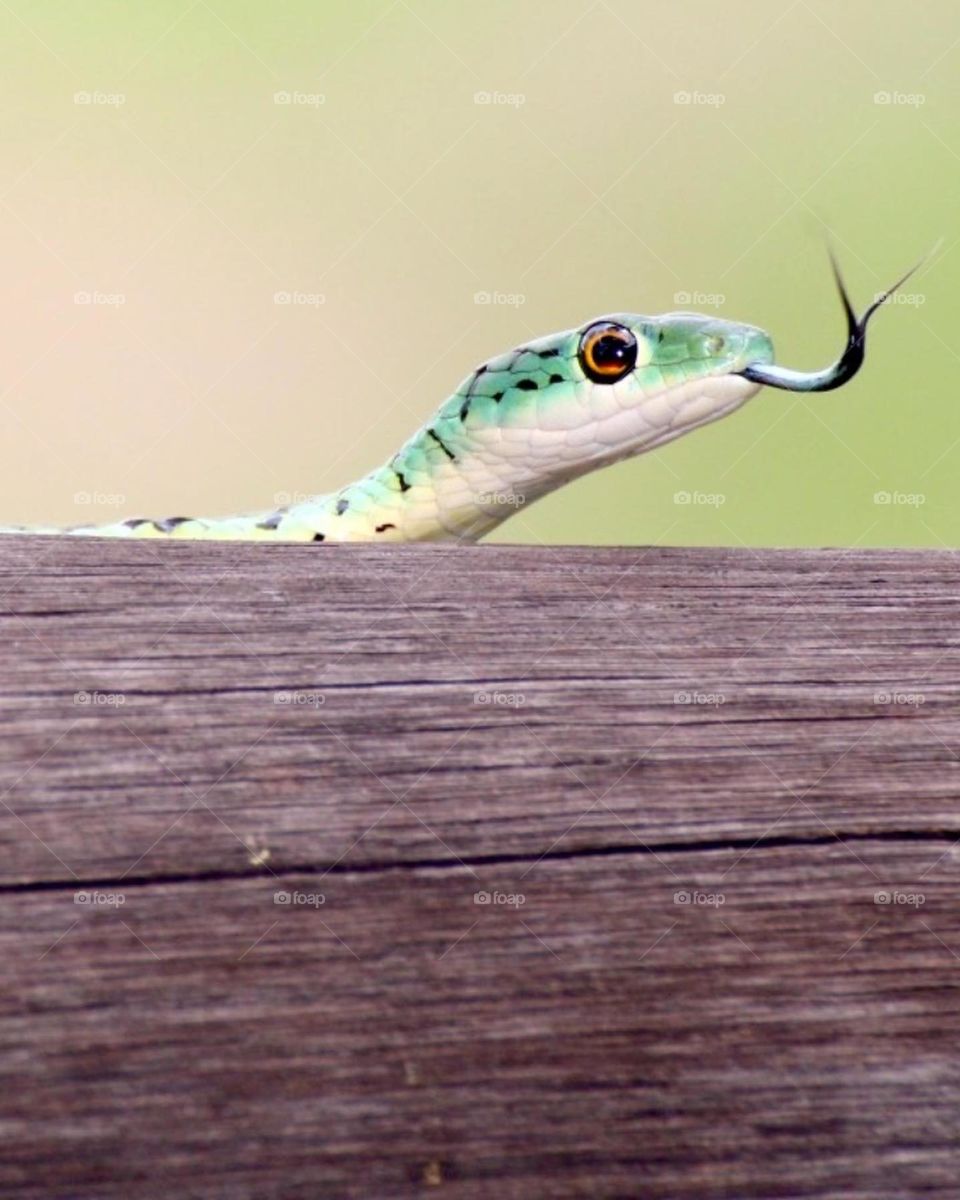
[5,847,960,1199]
[1,540,959,887]
[1,540,959,1197]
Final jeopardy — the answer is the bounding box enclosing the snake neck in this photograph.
[317,367,759,544]
[332,423,536,543]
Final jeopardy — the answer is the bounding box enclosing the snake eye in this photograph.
[578,322,638,384]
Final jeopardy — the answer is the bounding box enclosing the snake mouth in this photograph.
[734,250,922,393]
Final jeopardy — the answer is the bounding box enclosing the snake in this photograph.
[1,253,917,543]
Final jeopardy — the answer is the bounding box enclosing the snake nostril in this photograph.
[705,335,726,356]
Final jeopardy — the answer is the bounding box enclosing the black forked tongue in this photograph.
[738,249,925,393]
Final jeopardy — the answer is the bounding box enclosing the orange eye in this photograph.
[578,322,638,384]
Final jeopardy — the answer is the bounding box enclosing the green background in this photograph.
[0,0,955,546]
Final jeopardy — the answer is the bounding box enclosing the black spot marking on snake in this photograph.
[375,523,396,533]
[394,469,411,493]
[257,513,284,531]
[154,516,191,534]
[427,427,456,461]
[516,379,538,391]
[336,497,349,516]
[123,518,149,529]
[491,390,504,402]
[537,348,560,359]
[658,329,665,342]
[548,373,564,385]
[313,532,326,542]
[460,364,487,421]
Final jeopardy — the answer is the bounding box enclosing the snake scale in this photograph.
[0,253,916,543]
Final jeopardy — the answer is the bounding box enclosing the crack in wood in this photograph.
[5,827,958,895]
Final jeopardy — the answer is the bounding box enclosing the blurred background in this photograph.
[0,0,954,546]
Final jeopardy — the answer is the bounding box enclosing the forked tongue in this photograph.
[738,248,930,393]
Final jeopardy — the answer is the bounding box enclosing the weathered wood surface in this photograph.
[2,539,959,1199]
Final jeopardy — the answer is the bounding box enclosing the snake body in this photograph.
[0,258,911,543]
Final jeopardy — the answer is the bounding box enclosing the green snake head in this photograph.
[425,252,921,537]
[432,312,776,518]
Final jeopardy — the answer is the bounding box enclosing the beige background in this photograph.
[0,0,955,545]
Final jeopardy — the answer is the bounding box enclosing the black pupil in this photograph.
[594,335,628,366]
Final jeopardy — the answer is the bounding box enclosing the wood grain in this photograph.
[2,538,959,1198]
